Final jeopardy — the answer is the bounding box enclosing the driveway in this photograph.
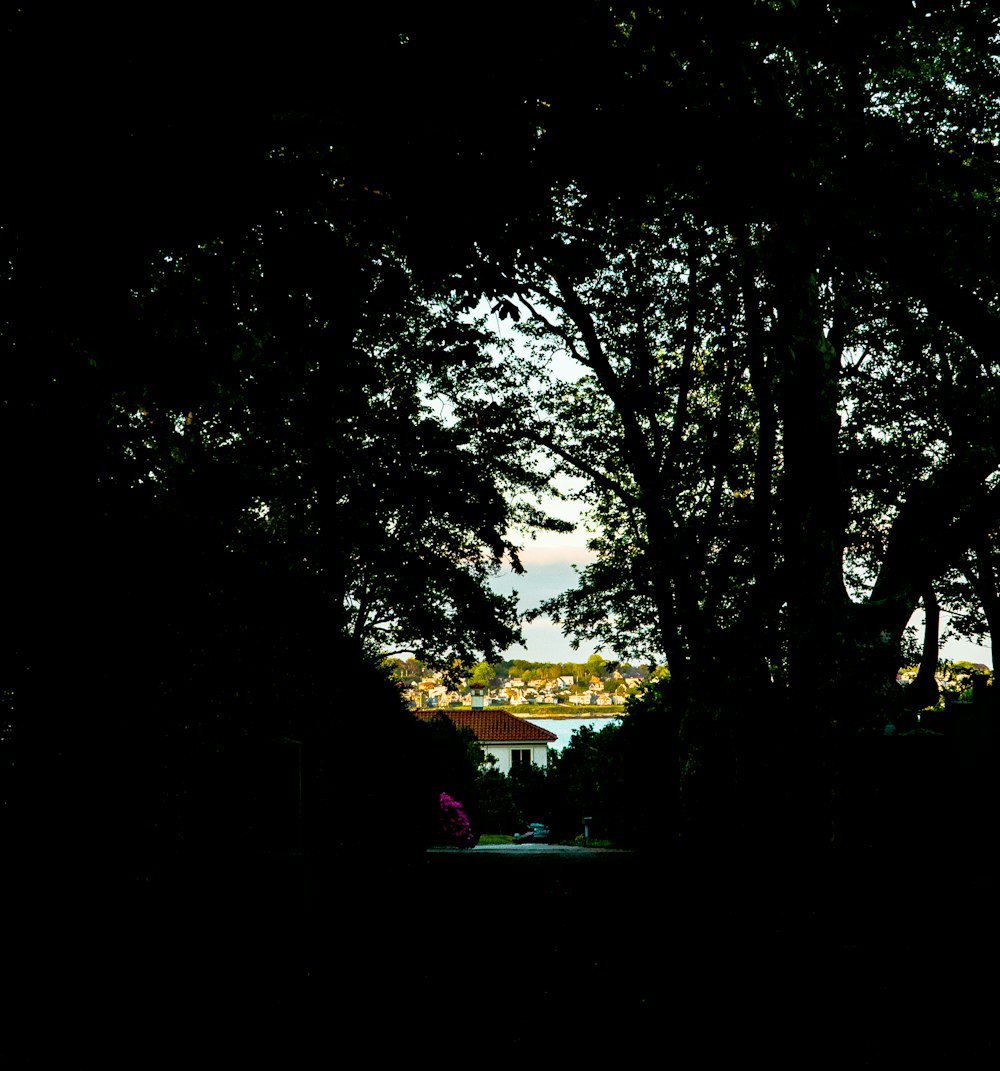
[428,842,623,854]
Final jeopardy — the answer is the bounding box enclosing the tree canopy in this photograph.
[5,2,1000,854]
[419,3,1000,723]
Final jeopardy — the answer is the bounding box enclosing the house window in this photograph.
[511,749,532,767]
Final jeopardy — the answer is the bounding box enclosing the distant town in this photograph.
[386,656,994,713]
[385,655,667,711]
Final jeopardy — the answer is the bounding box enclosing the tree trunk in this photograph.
[773,251,851,716]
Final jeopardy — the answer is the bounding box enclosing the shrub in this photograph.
[436,792,476,848]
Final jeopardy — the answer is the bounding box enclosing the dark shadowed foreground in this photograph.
[2,845,996,1063]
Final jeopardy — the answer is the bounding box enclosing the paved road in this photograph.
[429,842,623,854]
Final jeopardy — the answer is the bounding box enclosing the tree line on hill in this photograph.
[386,654,664,686]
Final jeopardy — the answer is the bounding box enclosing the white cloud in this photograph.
[512,541,596,566]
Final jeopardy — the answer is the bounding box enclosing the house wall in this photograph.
[488,743,549,774]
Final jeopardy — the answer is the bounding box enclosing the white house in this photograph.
[414,696,558,773]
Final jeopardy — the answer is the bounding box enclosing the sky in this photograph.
[489,524,994,670]
[489,531,598,664]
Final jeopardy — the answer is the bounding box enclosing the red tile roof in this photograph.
[414,709,558,743]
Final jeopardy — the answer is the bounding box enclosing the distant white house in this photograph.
[414,689,557,773]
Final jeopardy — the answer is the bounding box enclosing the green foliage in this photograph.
[468,661,497,686]
[474,760,554,835]
[500,657,638,684]
[418,715,485,808]
[937,660,993,703]
[507,761,551,824]
[474,770,523,835]
[586,654,609,676]
[121,210,529,669]
[547,723,622,837]
[543,685,676,846]
[444,5,1000,726]
[458,696,676,847]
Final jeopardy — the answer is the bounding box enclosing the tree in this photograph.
[469,662,497,687]
[0,5,572,863]
[389,3,1000,841]
[7,2,1000,858]
[443,6,1000,713]
[465,194,769,694]
[120,188,539,669]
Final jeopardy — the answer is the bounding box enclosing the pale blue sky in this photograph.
[489,535,599,663]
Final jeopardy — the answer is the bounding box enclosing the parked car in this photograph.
[513,822,550,844]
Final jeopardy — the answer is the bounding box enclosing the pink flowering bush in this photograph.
[436,792,477,848]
